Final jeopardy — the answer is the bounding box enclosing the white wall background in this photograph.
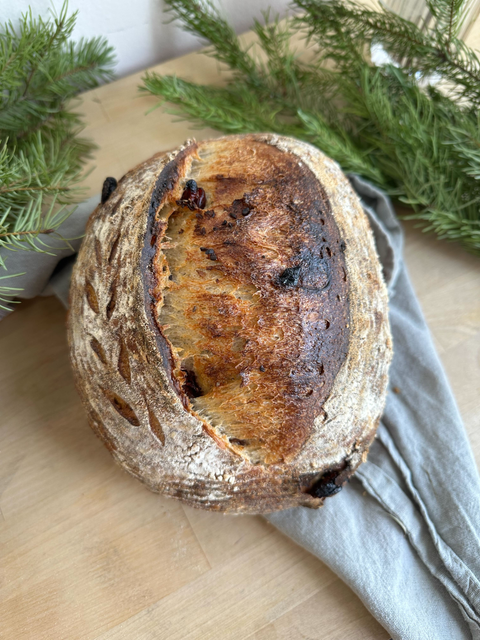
[1,0,291,78]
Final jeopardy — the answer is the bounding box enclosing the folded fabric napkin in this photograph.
[2,178,479,639]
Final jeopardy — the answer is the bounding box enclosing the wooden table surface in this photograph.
[1,38,480,640]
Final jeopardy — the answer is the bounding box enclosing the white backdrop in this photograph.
[1,0,291,77]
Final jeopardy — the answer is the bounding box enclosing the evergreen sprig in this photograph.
[0,1,115,309]
[141,0,480,255]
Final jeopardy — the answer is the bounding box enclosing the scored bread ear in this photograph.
[68,134,392,514]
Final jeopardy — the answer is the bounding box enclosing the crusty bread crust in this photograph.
[68,134,393,513]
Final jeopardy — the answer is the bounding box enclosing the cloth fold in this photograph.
[3,177,480,639]
[268,176,480,639]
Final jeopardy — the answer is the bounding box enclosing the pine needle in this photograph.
[0,0,115,305]
[141,0,480,255]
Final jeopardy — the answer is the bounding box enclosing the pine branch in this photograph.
[0,228,55,238]
[141,73,300,134]
[295,0,480,105]
[0,1,115,303]
[426,0,473,42]
[164,0,260,82]
[141,0,480,255]
[0,273,24,311]
[141,72,385,185]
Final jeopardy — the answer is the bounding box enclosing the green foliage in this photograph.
[0,1,115,309]
[141,0,480,255]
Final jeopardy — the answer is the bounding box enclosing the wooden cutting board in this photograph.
[1,33,480,640]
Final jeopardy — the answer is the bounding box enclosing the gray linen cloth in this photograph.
[2,178,480,638]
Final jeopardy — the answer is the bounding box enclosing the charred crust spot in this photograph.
[85,280,99,314]
[225,198,249,219]
[340,240,346,252]
[277,253,331,292]
[185,179,198,193]
[259,365,266,372]
[199,247,218,261]
[278,265,301,288]
[101,177,118,204]
[118,338,131,383]
[306,469,344,498]
[90,337,107,364]
[148,408,165,445]
[102,389,140,426]
[149,147,193,218]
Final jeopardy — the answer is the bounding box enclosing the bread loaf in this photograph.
[68,133,392,513]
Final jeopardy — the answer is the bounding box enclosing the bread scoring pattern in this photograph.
[68,134,392,513]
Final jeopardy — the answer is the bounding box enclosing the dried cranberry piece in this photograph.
[196,188,206,209]
[179,179,206,210]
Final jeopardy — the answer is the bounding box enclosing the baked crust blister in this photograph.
[68,134,393,513]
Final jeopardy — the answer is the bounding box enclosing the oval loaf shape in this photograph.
[68,134,393,513]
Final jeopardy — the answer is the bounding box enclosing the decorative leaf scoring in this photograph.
[85,280,99,313]
[102,389,140,426]
[108,234,121,264]
[148,408,165,445]
[118,338,131,383]
[95,238,103,267]
[90,337,107,364]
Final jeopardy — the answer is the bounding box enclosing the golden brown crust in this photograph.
[144,138,350,465]
[68,134,393,513]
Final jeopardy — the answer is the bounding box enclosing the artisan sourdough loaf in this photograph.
[68,133,393,513]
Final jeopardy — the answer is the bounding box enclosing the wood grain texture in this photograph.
[1,23,480,640]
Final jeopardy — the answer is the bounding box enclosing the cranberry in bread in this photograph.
[68,134,392,513]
